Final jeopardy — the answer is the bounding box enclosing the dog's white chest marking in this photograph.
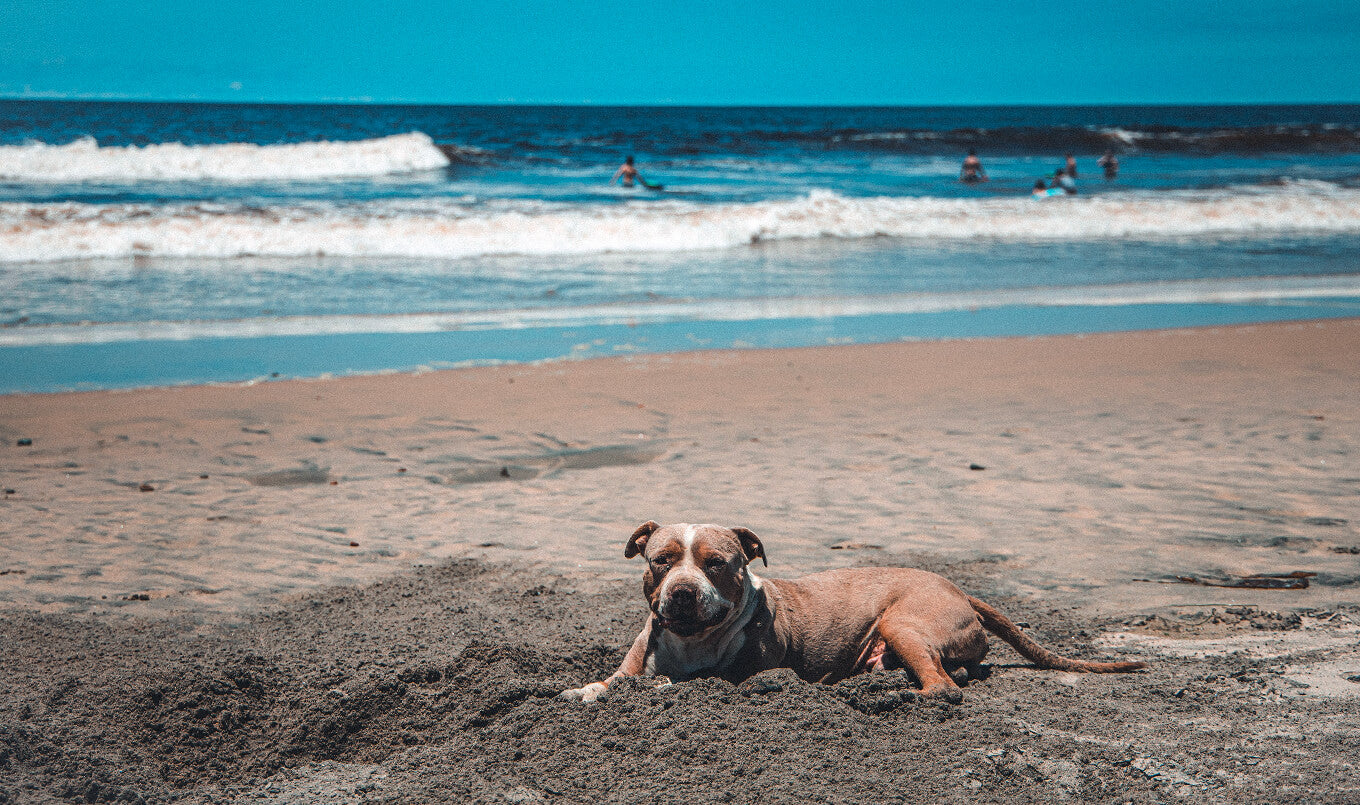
[649,628,748,679]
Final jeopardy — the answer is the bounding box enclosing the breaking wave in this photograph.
[824,124,1360,155]
[4,184,1360,263]
[0,132,451,182]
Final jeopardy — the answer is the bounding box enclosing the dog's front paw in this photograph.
[919,683,964,704]
[558,682,609,703]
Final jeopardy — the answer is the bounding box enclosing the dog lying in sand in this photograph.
[561,522,1145,703]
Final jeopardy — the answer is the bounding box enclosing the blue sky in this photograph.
[1,0,1357,105]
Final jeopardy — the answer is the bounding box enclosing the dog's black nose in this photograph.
[670,586,697,609]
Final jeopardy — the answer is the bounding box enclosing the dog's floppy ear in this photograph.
[625,521,660,558]
[730,527,767,566]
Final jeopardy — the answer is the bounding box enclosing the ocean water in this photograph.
[2,101,1360,393]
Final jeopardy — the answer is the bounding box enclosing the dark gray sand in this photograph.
[3,556,1358,804]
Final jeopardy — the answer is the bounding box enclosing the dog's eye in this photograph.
[652,556,671,566]
[704,557,727,571]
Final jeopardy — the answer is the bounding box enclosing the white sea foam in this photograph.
[1099,128,1141,145]
[3,275,1358,346]
[3,184,1360,263]
[0,132,450,182]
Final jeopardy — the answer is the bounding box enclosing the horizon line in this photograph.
[3,94,1360,110]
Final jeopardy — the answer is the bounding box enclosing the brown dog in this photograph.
[561,522,1145,703]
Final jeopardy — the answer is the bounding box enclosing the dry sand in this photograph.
[1,319,1358,803]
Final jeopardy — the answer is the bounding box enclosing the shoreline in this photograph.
[5,290,1360,395]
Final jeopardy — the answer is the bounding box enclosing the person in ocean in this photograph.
[959,150,988,183]
[1032,179,1052,197]
[1098,150,1119,180]
[612,155,663,190]
[612,155,642,187]
[1051,167,1077,195]
[1064,153,1078,179]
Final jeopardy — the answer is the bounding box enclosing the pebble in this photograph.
[969,463,986,470]
[139,483,155,492]
[16,438,32,446]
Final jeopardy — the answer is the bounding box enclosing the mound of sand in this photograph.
[2,559,1358,804]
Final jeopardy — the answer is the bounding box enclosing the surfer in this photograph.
[1051,167,1077,195]
[959,150,988,183]
[1098,150,1119,180]
[1065,153,1078,179]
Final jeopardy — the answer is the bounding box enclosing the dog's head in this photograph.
[624,521,766,638]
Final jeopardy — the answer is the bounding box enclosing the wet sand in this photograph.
[2,319,1359,803]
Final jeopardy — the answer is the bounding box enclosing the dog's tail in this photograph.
[967,595,1146,673]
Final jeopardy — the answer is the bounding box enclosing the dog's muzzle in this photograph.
[656,606,730,637]
[656,584,730,636]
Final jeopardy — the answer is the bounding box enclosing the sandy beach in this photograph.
[3,319,1359,803]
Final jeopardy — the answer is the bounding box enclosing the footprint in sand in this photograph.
[431,442,667,485]
[247,462,332,487]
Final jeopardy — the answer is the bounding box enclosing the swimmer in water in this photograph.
[1065,153,1078,179]
[1098,149,1119,180]
[960,150,988,183]
[1052,167,1077,195]
[612,155,641,187]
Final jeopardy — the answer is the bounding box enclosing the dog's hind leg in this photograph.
[876,617,964,703]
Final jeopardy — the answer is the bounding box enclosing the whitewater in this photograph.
[5,183,1360,263]
[5,274,1359,347]
[0,132,449,182]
